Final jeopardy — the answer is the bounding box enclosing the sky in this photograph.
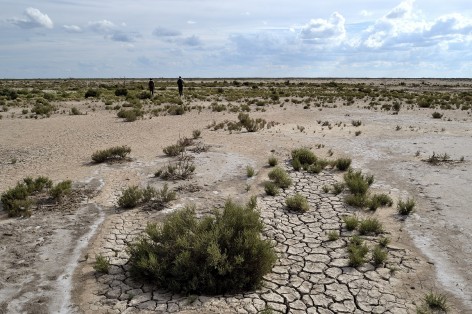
[1,0,472,78]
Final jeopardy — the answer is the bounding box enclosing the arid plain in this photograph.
[1,78,471,313]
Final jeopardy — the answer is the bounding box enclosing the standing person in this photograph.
[148,78,155,96]
[177,76,184,97]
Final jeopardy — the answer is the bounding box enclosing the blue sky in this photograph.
[1,0,472,78]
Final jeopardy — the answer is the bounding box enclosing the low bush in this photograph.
[343,216,359,231]
[127,200,277,294]
[115,88,128,96]
[192,129,201,139]
[268,167,292,189]
[335,158,351,171]
[246,166,255,178]
[327,230,339,241]
[163,144,185,156]
[397,198,415,215]
[344,169,373,196]
[379,237,390,247]
[368,193,393,211]
[432,112,443,119]
[49,180,72,200]
[348,236,369,267]
[94,254,110,274]
[345,193,369,208]
[332,182,345,195]
[358,218,383,235]
[268,156,278,167]
[264,181,279,196]
[117,108,143,122]
[372,245,388,266]
[285,193,309,212]
[85,89,100,98]
[423,292,448,312]
[91,146,131,163]
[291,147,317,166]
[157,154,195,180]
[118,186,143,209]
[70,107,82,115]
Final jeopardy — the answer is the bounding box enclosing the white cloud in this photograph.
[299,12,346,44]
[88,20,116,33]
[63,25,81,33]
[385,0,414,19]
[360,10,373,17]
[9,7,53,29]
[153,27,181,37]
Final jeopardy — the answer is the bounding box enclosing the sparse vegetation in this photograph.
[397,198,416,215]
[372,245,388,266]
[264,181,280,196]
[327,230,339,241]
[343,216,359,231]
[348,236,369,267]
[285,193,309,212]
[268,156,278,167]
[246,165,255,178]
[91,146,131,163]
[49,180,72,201]
[335,158,352,171]
[94,254,110,274]
[358,218,383,235]
[268,167,292,189]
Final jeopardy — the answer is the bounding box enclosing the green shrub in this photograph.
[291,158,302,171]
[163,144,184,156]
[285,193,309,212]
[268,167,292,189]
[397,198,415,215]
[23,176,53,193]
[335,158,352,171]
[118,186,143,208]
[343,216,359,231]
[358,218,383,235]
[1,183,31,217]
[332,182,345,195]
[115,88,128,96]
[379,237,390,247]
[49,180,72,200]
[127,200,277,294]
[307,163,323,174]
[138,91,151,99]
[192,129,201,139]
[158,155,195,180]
[246,166,255,178]
[94,254,110,274]
[424,292,448,312]
[327,230,339,241]
[117,108,143,122]
[372,245,388,266]
[268,156,278,167]
[369,193,393,211]
[85,89,100,98]
[91,146,131,163]
[264,181,279,196]
[432,112,443,119]
[351,120,362,127]
[344,169,372,196]
[345,194,369,208]
[348,236,369,267]
[70,107,82,115]
[291,147,317,165]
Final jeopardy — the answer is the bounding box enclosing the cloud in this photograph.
[87,20,116,33]
[9,7,53,29]
[153,27,181,37]
[182,35,202,46]
[63,25,81,33]
[110,31,135,42]
[299,12,346,44]
[385,0,414,19]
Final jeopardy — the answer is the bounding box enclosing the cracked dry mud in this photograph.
[77,164,425,314]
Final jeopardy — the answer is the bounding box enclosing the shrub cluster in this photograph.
[85,89,100,98]
[117,108,143,122]
[156,154,196,180]
[118,184,176,209]
[267,167,292,189]
[1,177,73,217]
[397,198,415,215]
[285,193,310,212]
[91,146,131,163]
[127,200,277,294]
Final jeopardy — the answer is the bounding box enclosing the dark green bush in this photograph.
[368,193,393,211]
[118,186,143,208]
[348,236,369,267]
[70,107,82,115]
[264,181,279,196]
[344,169,372,196]
[94,254,110,274]
[85,89,100,98]
[115,88,128,96]
[343,216,359,231]
[291,147,317,165]
[372,245,388,266]
[397,198,415,215]
[345,193,369,208]
[285,193,309,212]
[163,144,185,156]
[335,158,352,171]
[23,176,53,193]
[127,200,277,294]
[91,146,131,163]
[358,218,383,235]
[268,167,292,189]
[49,180,72,200]
[268,156,278,167]
[117,108,143,122]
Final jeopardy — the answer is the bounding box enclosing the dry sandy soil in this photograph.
[0,78,471,313]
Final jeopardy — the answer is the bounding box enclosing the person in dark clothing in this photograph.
[177,76,184,97]
[148,78,155,96]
